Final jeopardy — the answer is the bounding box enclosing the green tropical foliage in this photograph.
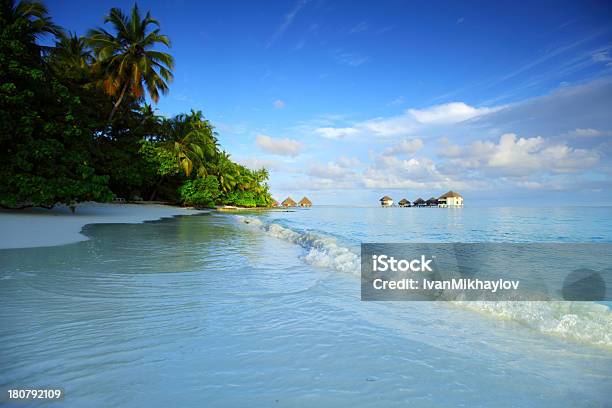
[0,0,112,208]
[162,110,218,177]
[0,0,62,41]
[0,1,273,209]
[87,4,174,119]
[50,32,92,68]
[179,176,221,208]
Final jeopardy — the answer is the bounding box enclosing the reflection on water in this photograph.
[0,210,611,407]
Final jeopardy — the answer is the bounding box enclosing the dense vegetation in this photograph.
[0,0,273,209]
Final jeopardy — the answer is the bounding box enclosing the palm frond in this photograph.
[86,3,174,118]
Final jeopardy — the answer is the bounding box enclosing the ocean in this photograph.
[0,206,611,407]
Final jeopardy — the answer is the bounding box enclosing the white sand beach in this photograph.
[0,202,205,250]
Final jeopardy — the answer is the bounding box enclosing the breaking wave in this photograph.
[236,215,360,275]
[235,215,612,349]
[452,300,612,348]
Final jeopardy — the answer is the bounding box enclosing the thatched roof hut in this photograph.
[282,197,297,207]
[379,196,393,207]
[398,198,411,207]
[271,200,279,207]
[438,191,462,199]
[413,197,426,206]
[298,197,312,207]
[438,190,463,207]
[426,197,439,206]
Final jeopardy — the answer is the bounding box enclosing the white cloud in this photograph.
[235,157,282,171]
[358,131,600,192]
[336,156,362,168]
[592,49,612,66]
[334,51,369,67]
[311,101,499,139]
[308,162,355,180]
[287,177,357,190]
[566,128,608,137]
[359,115,416,137]
[437,137,463,157]
[388,96,405,106]
[266,0,309,48]
[384,138,424,155]
[449,133,599,176]
[315,127,359,139]
[363,155,477,190]
[216,122,247,135]
[274,99,285,109]
[408,102,498,124]
[285,164,357,191]
[306,81,612,145]
[299,157,364,190]
[280,79,612,197]
[514,180,544,189]
[349,22,368,34]
[255,134,304,157]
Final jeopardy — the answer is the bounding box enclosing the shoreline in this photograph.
[215,205,289,212]
[0,202,207,250]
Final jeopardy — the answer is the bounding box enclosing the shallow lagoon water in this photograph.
[1,207,611,407]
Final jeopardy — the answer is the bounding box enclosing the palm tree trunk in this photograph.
[149,176,164,201]
[109,82,129,120]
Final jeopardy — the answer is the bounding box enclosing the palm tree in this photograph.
[0,0,62,42]
[254,168,269,186]
[51,32,92,68]
[135,103,161,129]
[214,152,239,193]
[164,111,218,177]
[87,4,174,120]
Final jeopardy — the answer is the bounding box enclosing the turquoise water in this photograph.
[1,207,611,407]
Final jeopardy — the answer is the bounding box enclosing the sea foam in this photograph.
[237,215,360,275]
[235,215,612,349]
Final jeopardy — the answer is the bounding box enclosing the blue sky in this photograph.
[47,0,612,205]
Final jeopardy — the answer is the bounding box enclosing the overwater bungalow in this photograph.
[380,196,394,207]
[413,198,426,207]
[426,197,439,207]
[282,197,297,207]
[438,191,463,207]
[398,198,411,207]
[298,197,312,207]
